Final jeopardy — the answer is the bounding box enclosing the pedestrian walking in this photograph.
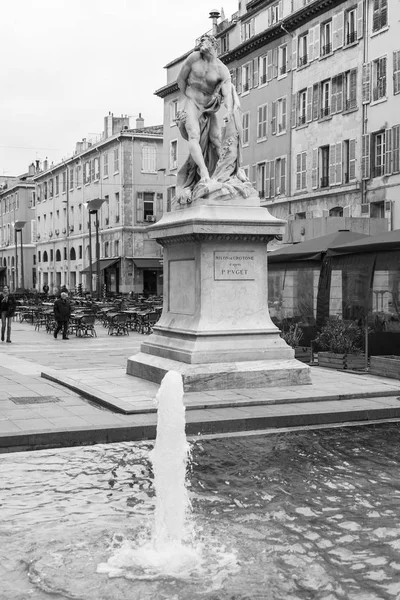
[53,291,72,340]
[43,283,49,296]
[0,285,17,343]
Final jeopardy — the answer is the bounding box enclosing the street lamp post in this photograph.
[13,220,27,292]
[84,199,106,299]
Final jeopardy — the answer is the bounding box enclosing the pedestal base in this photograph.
[127,353,312,392]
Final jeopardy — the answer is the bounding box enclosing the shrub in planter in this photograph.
[314,317,365,370]
[280,324,312,363]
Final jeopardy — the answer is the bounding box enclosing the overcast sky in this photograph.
[1,0,239,176]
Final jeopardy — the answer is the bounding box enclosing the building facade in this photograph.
[0,169,36,290]
[156,0,398,240]
[33,114,165,296]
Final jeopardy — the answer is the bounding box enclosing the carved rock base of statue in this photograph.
[127,191,312,392]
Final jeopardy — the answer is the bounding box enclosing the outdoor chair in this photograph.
[76,314,97,337]
[108,312,129,336]
[141,311,160,334]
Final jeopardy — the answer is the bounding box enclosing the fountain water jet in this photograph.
[97,370,204,579]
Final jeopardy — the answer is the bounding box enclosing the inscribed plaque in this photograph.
[214,251,255,280]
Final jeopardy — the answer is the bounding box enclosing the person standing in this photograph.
[53,291,72,340]
[0,285,17,343]
[43,283,49,296]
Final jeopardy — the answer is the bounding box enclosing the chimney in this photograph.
[43,157,48,171]
[209,9,220,34]
[28,163,35,176]
[136,113,145,129]
[35,159,40,172]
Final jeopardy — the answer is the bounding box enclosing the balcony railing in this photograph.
[372,164,385,177]
[298,115,306,126]
[320,176,329,188]
[243,82,250,92]
[280,64,287,75]
[320,106,330,118]
[346,30,357,44]
[322,42,332,56]
[372,83,386,102]
[298,54,308,67]
[345,98,357,110]
[260,74,267,85]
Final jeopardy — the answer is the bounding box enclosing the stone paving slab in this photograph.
[0,320,399,452]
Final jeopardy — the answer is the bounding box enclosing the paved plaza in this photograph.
[0,319,399,452]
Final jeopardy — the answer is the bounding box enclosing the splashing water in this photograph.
[97,371,238,583]
[150,370,192,549]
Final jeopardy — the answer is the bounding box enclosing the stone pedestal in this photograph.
[127,198,312,391]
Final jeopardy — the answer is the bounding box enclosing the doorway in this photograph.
[143,270,157,294]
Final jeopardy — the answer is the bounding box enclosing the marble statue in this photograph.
[175,33,254,205]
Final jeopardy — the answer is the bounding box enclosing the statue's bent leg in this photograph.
[209,113,222,158]
[185,103,210,181]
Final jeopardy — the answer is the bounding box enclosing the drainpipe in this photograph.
[281,21,295,219]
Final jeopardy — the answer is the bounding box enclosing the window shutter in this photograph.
[350,69,357,107]
[357,0,363,39]
[301,153,307,189]
[237,66,242,95]
[296,153,301,190]
[291,93,297,128]
[257,107,263,139]
[329,145,336,184]
[272,47,278,78]
[281,157,286,194]
[253,58,259,88]
[361,134,370,179]
[385,128,392,175]
[362,63,371,104]
[263,104,268,137]
[156,193,163,216]
[136,192,144,223]
[331,77,337,115]
[270,160,275,197]
[372,0,380,32]
[278,0,283,20]
[292,36,297,70]
[251,18,255,37]
[265,162,271,198]
[349,139,356,180]
[271,101,277,134]
[267,50,273,81]
[381,0,388,28]
[336,11,344,49]
[336,74,343,112]
[282,97,287,130]
[313,25,320,59]
[312,148,318,189]
[308,27,314,62]
[332,13,339,52]
[335,142,342,184]
[231,69,237,90]
[312,83,319,120]
[393,51,400,95]
[306,86,313,122]
[392,125,400,173]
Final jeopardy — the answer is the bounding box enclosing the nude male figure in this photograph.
[177,34,236,182]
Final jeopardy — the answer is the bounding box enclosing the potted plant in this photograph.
[314,317,366,370]
[280,323,312,363]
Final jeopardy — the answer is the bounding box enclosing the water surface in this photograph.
[1,423,400,599]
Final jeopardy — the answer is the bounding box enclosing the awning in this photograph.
[327,228,400,256]
[80,258,120,274]
[132,257,163,269]
[268,231,370,263]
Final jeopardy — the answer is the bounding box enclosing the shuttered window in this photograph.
[372,0,388,33]
[393,51,400,95]
[257,104,268,140]
[392,125,400,173]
